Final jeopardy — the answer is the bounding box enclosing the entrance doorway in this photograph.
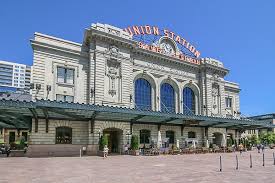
[103,128,122,153]
[9,131,15,144]
[212,132,223,147]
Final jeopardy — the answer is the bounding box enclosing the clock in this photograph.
[160,42,174,55]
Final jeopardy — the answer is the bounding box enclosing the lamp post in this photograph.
[98,129,101,144]
[126,130,130,145]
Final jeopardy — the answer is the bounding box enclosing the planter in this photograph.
[97,150,105,157]
[130,150,139,156]
[10,150,25,157]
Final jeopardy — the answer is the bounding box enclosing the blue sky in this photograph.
[1,0,274,115]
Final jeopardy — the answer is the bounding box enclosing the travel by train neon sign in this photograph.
[124,25,201,65]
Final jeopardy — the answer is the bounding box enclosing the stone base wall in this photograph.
[30,119,88,145]
[26,144,87,157]
[26,118,241,157]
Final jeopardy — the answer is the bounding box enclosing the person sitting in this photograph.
[124,144,129,155]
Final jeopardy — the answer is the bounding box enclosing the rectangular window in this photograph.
[57,67,74,84]
[56,127,72,144]
[22,132,28,141]
[56,94,74,102]
[225,97,232,108]
[140,130,150,144]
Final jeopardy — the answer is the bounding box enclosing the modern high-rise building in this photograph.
[0,60,31,93]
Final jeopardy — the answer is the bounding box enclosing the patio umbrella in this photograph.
[221,133,226,147]
[206,140,209,148]
[176,139,179,149]
[192,140,196,148]
[157,131,162,148]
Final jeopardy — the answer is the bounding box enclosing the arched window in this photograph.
[183,87,195,114]
[166,131,175,144]
[135,78,152,110]
[140,129,150,144]
[160,83,175,113]
[56,127,72,144]
[188,131,196,138]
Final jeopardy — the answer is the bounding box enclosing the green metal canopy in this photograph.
[0,99,274,130]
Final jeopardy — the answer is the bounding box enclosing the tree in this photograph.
[131,135,139,150]
[99,134,108,151]
[259,132,275,145]
[248,134,259,146]
[227,137,233,147]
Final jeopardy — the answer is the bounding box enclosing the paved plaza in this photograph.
[0,149,275,183]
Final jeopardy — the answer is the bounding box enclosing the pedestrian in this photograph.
[232,144,236,152]
[261,144,265,153]
[103,145,109,158]
[257,144,261,153]
[238,143,244,155]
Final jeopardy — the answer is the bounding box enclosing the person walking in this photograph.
[103,145,109,159]
[238,143,244,155]
[261,144,265,153]
[257,144,261,153]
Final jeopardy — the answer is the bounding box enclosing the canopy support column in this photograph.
[29,109,38,132]
[42,109,49,133]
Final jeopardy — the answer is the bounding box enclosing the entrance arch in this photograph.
[103,128,123,153]
[212,132,223,147]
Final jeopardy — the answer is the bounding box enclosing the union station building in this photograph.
[0,23,273,157]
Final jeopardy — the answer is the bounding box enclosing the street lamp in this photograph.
[98,129,101,138]
[126,130,130,145]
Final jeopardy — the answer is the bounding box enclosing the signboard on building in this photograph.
[124,25,201,65]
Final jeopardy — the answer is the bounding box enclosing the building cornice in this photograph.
[31,40,89,58]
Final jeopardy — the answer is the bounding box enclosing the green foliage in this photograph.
[99,134,108,151]
[259,132,275,145]
[130,135,139,150]
[227,138,233,147]
[248,134,259,145]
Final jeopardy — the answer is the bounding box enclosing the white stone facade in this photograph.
[28,23,243,156]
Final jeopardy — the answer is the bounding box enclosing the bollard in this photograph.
[80,149,82,157]
[236,155,239,170]
[273,152,275,165]
[219,156,222,172]
[262,153,265,167]
[250,154,252,168]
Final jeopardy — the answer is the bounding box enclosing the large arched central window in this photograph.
[160,83,175,113]
[135,78,152,110]
[183,87,195,114]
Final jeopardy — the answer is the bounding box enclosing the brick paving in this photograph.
[0,149,275,183]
